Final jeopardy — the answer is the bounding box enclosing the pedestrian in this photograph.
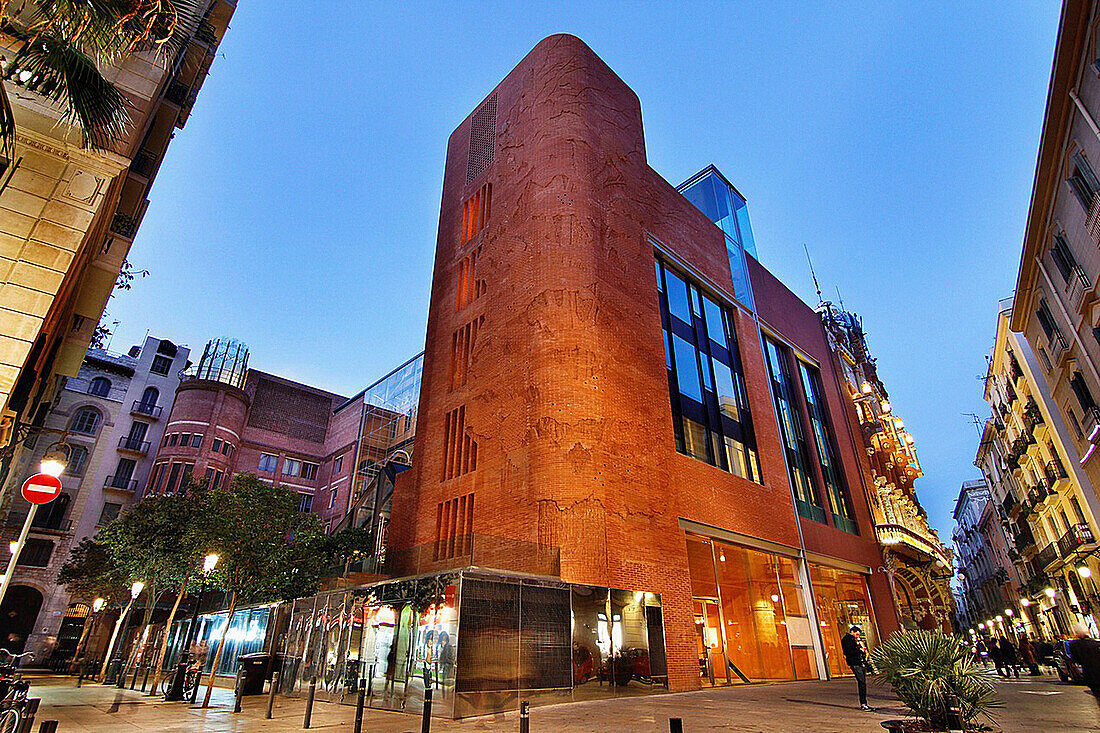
[998,636,1020,679]
[988,636,1005,676]
[841,624,874,711]
[1017,632,1040,676]
[973,638,988,667]
[1068,624,1100,705]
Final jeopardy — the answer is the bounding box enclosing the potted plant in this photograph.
[871,629,1001,732]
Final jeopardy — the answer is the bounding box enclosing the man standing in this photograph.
[841,625,873,711]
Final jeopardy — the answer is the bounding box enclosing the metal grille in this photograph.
[455,579,518,692]
[466,93,497,183]
[519,584,571,689]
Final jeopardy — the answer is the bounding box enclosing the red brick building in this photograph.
[386,34,897,692]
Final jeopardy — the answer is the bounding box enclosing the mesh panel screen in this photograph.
[455,579,519,691]
[466,93,497,183]
[519,584,571,689]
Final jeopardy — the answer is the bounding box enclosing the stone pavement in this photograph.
[16,671,1100,732]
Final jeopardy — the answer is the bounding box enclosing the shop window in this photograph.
[656,256,761,482]
[442,405,477,480]
[763,337,826,523]
[809,563,877,679]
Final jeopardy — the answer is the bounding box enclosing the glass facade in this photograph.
[170,605,273,676]
[656,257,761,481]
[808,564,878,678]
[763,337,826,522]
[798,362,858,534]
[280,571,665,719]
[685,535,817,684]
[677,167,757,311]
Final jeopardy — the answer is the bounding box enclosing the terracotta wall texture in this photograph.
[387,34,895,691]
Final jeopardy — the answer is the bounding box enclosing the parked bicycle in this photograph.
[0,649,33,733]
[160,655,203,698]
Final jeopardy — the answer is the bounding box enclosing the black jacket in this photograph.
[841,633,866,668]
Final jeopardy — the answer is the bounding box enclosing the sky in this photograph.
[105,2,1060,540]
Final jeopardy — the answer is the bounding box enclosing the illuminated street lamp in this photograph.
[203,553,219,573]
[1005,609,1014,617]
[7,542,16,555]
[100,579,145,680]
[38,442,70,478]
[1020,598,1031,607]
[92,598,105,613]
[166,552,222,701]
[1044,587,1057,599]
[1078,565,1092,579]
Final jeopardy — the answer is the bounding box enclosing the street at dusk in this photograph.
[0,1,1094,732]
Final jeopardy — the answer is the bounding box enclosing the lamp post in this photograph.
[0,444,68,611]
[100,581,144,681]
[165,553,219,701]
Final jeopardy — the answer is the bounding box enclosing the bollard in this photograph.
[519,700,530,733]
[233,667,244,714]
[20,698,40,733]
[353,679,366,733]
[38,722,58,733]
[130,661,140,690]
[366,664,374,702]
[141,662,151,693]
[669,718,684,733]
[303,676,316,729]
[266,669,279,719]
[115,660,126,689]
[421,687,432,733]
[76,668,82,688]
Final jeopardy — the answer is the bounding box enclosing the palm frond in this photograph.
[5,30,132,149]
[0,80,16,163]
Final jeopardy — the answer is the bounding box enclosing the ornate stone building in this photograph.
[820,303,955,631]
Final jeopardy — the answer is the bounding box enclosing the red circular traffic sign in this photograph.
[21,473,61,505]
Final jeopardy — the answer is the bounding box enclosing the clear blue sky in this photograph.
[106,2,1060,539]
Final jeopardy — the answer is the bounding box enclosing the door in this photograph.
[692,599,729,685]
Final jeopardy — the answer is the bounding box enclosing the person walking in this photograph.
[998,636,1020,679]
[1068,625,1100,705]
[988,636,1005,677]
[841,625,873,712]
[1017,633,1040,676]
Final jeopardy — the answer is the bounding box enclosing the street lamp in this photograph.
[1021,598,1031,607]
[1005,609,1014,617]
[131,581,144,599]
[166,552,221,701]
[1044,587,1057,599]
[92,598,105,613]
[7,541,16,555]
[203,553,219,574]
[100,580,145,681]
[38,442,69,478]
[1078,565,1092,579]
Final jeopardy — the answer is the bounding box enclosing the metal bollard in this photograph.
[141,662,151,692]
[519,700,530,733]
[115,660,126,689]
[669,718,684,733]
[421,687,432,733]
[130,662,140,690]
[19,698,40,733]
[233,667,244,714]
[266,670,279,719]
[353,679,366,733]
[303,676,316,729]
[38,722,58,733]
[76,668,82,687]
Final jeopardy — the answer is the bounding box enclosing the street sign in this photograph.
[21,473,62,505]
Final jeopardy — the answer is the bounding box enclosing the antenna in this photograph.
[835,285,846,312]
[962,412,984,436]
[105,320,120,352]
[803,244,823,305]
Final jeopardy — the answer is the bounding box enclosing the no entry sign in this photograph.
[21,473,62,505]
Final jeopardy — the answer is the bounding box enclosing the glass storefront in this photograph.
[280,570,666,718]
[809,563,878,678]
[686,535,817,684]
[188,605,273,676]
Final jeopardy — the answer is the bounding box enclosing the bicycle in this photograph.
[0,649,34,733]
[159,657,202,698]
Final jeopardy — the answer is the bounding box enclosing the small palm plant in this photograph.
[871,629,1000,731]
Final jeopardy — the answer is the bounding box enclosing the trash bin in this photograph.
[238,653,270,695]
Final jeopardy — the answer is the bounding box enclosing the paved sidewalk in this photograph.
[17,671,1100,732]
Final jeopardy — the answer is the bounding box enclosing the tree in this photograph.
[56,536,128,665]
[98,490,206,682]
[0,1,207,157]
[198,473,328,707]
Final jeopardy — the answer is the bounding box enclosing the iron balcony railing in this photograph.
[1035,543,1059,571]
[131,149,158,178]
[130,401,162,418]
[104,475,138,491]
[1057,523,1096,558]
[117,437,150,454]
[110,212,138,238]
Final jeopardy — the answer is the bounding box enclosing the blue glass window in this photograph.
[799,362,857,534]
[664,268,692,324]
[672,334,702,402]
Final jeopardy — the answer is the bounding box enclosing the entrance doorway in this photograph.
[692,599,728,686]
[0,585,43,655]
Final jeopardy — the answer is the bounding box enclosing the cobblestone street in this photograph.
[15,672,1099,732]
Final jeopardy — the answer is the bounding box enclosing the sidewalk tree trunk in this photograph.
[150,575,189,695]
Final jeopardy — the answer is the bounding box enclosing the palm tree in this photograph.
[0,0,207,160]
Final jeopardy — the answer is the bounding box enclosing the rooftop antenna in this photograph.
[963,412,984,436]
[835,285,846,312]
[803,243,823,306]
[104,320,120,352]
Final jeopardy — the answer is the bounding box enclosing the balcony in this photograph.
[110,212,138,238]
[117,437,150,455]
[104,475,138,492]
[165,80,195,107]
[1001,492,1018,518]
[1057,523,1097,558]
[1013,525,1037,554]
[1048,330,1069,364]
[130,149,158,178]
[1035,543,1059,571]
[130,401,162,419]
